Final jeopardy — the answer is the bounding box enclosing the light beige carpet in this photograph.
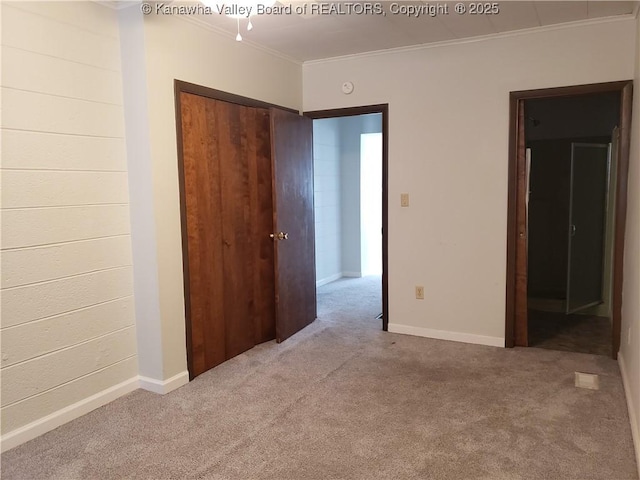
[1,276,637,479]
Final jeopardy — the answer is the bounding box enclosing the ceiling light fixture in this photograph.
[201,0,276,41]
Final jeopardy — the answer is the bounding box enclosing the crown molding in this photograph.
[304,12,638,66]
[93,1,141,10]
[97,0,638,66]
[95,1,181,10]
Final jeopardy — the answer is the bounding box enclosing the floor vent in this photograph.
[575,372,599,390]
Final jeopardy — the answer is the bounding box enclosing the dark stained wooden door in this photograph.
[179,92,275,378]
[612,82,633,358]
[270,109,316,342]
[514,99,528,346]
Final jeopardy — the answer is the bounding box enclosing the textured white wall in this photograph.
[339,115,382,277]
[620,12,640,475]
[314,118,343,285]
[313,115,382,284]
[118,6,165,384]
[303,18,637,344]
[1,1,137,440]
[338,117,363,276]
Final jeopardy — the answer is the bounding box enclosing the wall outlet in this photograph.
[401,193,409,207]
[415,286,424,300]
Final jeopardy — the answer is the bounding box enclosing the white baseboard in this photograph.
[138,371,189,394]
[0,376,139,453]
[1,371,191,453]
[618,351,640,479]
[316,272,366,287]
[316,273,343,287]
[388,323,504,348]
[342,271,362,278]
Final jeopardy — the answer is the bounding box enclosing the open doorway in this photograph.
[305,105,389,331]
[525,93,620,356]
[506,81,633,359]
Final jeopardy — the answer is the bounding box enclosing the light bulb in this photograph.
[247,18,253,31]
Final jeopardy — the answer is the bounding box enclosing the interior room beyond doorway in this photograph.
[312,113,383,321]
[525,92,621,357]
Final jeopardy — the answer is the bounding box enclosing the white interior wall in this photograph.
[1,2,138,450]
[339,114,383,277]
[117,6,166,389]
[360,132,383,276]
[314,118,343,286]
[619,12,640,476]
[303,18,637,346]
[313,114,382,284]
[357,114,383,277]
[339,116,364,277]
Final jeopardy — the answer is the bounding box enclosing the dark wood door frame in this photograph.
[505,80,633,359]
[175,80,299,114]
[304,105,390,331]
[174,80,301,379]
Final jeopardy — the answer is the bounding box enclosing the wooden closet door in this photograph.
[179,93,275,378]
[247,105,278,346]
[270,109,316,342]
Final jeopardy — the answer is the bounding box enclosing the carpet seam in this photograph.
[191,346,367,479]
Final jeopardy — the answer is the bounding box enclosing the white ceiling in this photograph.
[184,1,639,61]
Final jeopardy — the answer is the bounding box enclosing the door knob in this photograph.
[270,232,289,240]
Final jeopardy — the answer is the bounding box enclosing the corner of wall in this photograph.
[138,371,189,395]
[618,11,640,477]
[118,5,167,383]
[619,351,640,478]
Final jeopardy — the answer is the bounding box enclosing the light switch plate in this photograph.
[401,193,409,207]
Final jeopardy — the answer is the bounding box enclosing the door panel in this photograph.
[270,109,316,342]
[181,92,227,376]
[612,82,633,358]
[217,101,255,359]
[566,143,610,314]
[180,93,276,378]
[248,108,277,345]
[514,100,528,346]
